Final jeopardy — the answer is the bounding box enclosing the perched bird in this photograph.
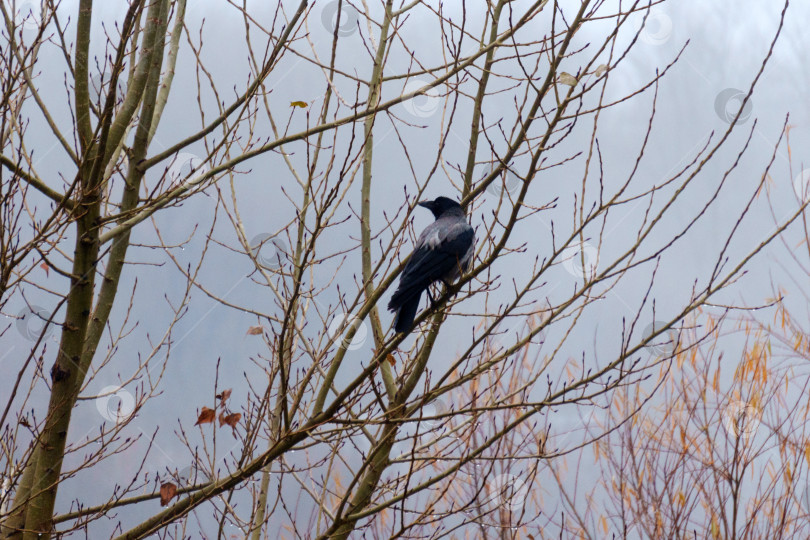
[388,196,475,334]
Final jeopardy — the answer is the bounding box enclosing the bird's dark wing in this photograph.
[388,219,474,311]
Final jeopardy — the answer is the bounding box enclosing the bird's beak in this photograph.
[417,200,432,210]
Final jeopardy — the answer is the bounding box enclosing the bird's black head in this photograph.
[417,196,463,219]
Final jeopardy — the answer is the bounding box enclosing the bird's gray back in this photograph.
[415,214,474,282]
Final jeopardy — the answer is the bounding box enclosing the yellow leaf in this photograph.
[710,515,720,539]
[290,100,307,108]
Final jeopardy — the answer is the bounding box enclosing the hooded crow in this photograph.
[388,196,475,334]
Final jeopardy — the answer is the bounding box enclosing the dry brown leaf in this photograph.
[290,100,307,108]
[219,412,242,433]
[246,326,263,336]
[387,353,396,366]
[194,407,216,426]
[40,262,49,277]
[160,482,177,506]
[216,388,232,403]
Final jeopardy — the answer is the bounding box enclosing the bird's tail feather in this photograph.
[393,293,421,333]
[388,276,431,312]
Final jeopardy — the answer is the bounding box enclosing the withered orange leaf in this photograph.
[290,100,307,108]
[246,326,263,335]
[219,412,242,432]
[40,262,49,277]
[216,388,232,403]
[194,407,216,426]
[387,353,396,366]
[160,482,177,506]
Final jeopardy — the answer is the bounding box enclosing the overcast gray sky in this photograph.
[3,0,810,536]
